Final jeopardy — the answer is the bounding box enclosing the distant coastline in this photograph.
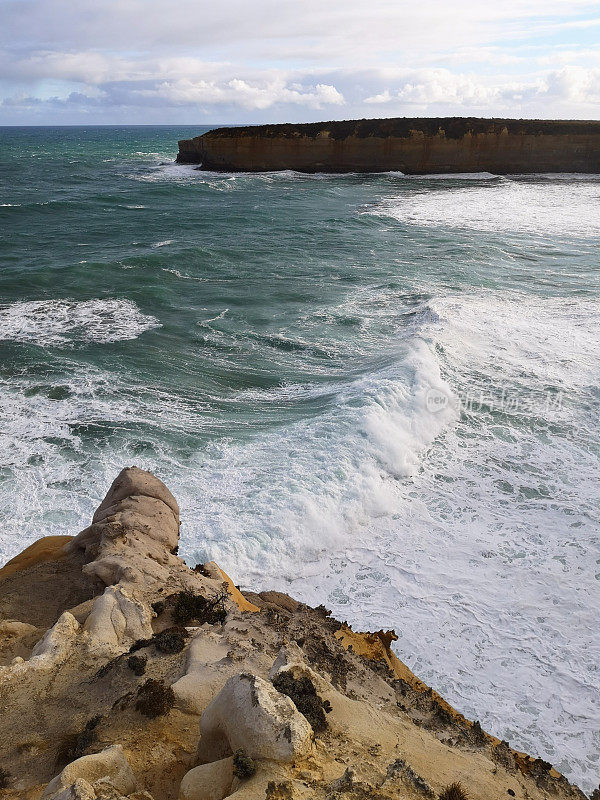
[177,116,600,173]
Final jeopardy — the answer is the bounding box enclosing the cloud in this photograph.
[365,70,504,107]
[151,78,344,110]
[361,66,600,117]
[1,0,600,122]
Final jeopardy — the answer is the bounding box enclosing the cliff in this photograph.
[0,467,593,800]
[177,117,600,174]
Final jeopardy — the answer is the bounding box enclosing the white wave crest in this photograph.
[0,298,161,347]
[370,177,600,236]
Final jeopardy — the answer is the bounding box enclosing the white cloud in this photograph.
[363,66,600,116]
[365,89,393,104]
[151,78,344,110]
[1,0,600,122]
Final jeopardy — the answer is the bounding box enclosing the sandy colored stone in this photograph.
[93,495,180,551]
[0,611,82,676]
[42,746,136,799]
[0,468,588,800]
[178,757,233,800]
[93,467,179,521]
[46,778,96,800]
[83,585,153,656]
[0,619,38,637]
[198,673,313,763]
[0,536,73,581]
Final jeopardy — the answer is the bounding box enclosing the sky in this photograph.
[1,0,600,124]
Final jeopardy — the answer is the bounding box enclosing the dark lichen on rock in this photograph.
[171,590,228,626]
[232,748,257,779]
[127,654,147,675]
[135,679,175,718]
[272,671,331,733]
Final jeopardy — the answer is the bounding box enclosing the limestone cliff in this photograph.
[0,468,593,800]
[177,117,600,173]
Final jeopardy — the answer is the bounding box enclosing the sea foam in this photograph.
[370,176,600,236]
[0,298,161,347]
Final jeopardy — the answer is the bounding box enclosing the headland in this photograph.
[177,117,600,174]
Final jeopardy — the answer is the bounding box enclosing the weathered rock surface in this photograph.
[0,467,591,800]
[47,779,96,800]
[41,746,136,798]
[198,673,313,763]
[177,116,600,174]
[178,757,233,800]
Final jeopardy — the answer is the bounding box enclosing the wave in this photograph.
[0,298,161,347]
[127,163,504,188]
[0,286,598,790]
[368,177,600,236]
[403,171,501,180]
[199,309,229,326]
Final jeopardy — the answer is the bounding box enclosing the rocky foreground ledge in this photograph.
[0,468,594,800]
[177,117,600,174]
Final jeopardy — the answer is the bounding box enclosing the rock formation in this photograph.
[177,117,600,174]
[0,467,592,799]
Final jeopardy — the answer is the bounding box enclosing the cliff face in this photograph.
[0,468,592,800]
[177,117,600,173]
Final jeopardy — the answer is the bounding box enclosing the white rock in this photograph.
[83,586,153,656]
[198,673,312,763]
[93,467,179,521]
[172,631,230,714]
[28,612,80,670]
[178,757,233,800]
[41,745,136,799]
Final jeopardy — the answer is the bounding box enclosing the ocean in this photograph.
[0,125,599,791]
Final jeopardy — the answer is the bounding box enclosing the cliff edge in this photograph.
[177,117,600,174]
[0,468,594,800]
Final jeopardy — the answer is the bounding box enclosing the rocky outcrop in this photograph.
[177,117,600,173]
[197,673,313,763]
[0,467,591,800]
[178,757,233,800]
[41,746,136,799]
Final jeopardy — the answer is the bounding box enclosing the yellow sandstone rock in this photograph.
[0,535,72,581]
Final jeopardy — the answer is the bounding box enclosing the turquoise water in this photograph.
[1,126,599,791]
